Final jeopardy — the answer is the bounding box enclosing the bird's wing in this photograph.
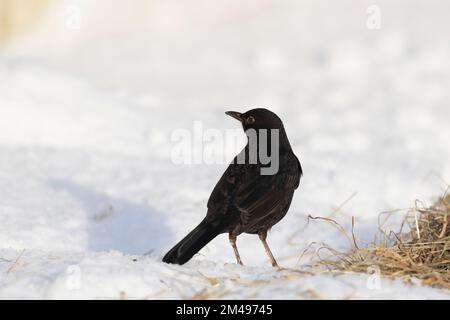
[206,153,301,230]
[233,163,298,230]
[287,153,302,189]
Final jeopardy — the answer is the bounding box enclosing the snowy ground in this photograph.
[0,0,449,299]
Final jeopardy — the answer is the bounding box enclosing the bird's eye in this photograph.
[246,116,255,125]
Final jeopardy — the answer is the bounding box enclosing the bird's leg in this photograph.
[258,230,279,268]
[229,233,243,265]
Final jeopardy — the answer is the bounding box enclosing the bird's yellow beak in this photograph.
[225,111,243,122]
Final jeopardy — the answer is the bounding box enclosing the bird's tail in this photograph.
[162,218,226,265]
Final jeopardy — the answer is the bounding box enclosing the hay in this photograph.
[309,193,450,290]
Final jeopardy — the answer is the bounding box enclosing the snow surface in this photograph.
[0,0,449,299]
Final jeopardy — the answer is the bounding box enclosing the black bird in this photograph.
[162,108,302,267]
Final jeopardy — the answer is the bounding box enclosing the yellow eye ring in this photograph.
[246,116,255,124]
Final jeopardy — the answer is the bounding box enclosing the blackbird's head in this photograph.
[225,108,284,131]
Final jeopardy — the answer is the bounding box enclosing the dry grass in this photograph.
[309,192,450,290]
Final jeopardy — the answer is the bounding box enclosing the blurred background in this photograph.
[0,0,49,44]
[2,0,450,99]
[0,0,449,279]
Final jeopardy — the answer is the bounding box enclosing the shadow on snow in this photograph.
[48,179,173,255]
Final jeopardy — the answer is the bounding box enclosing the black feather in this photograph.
[162,217,231,265]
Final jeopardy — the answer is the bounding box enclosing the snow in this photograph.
[1,249,448,300]
[0,0,449,299]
